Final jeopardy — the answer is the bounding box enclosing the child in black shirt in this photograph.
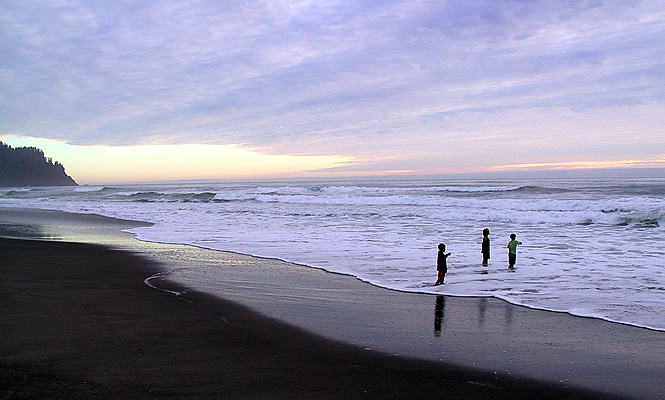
[435,243,451,285]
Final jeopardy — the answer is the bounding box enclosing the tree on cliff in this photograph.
[0,141,78,187]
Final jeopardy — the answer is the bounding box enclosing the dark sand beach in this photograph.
[1,208,662,399]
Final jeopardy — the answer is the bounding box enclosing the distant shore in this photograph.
[1,208,662,399]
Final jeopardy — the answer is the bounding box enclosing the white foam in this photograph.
[73,186,105,193]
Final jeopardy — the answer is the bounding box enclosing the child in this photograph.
[435,243,451,285]
[481,228,490,265]
[507,233,522,269]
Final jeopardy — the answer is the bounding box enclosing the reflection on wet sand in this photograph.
[434,296,445,336]
[435,295,516,336]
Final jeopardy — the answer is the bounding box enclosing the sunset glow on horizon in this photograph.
[0,136,355,184]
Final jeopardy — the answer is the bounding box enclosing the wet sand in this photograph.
[1,208,662,399]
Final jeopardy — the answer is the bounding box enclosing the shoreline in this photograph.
[1,208,663,399]
[5,200,665,333]
[2,240,611,400]
[163,241,665,334]
[1,236,507,399]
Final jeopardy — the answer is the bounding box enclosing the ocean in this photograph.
[2,177,664,331]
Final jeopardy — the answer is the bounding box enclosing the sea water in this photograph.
[2,178,664,331]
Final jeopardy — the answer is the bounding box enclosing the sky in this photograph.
[1,0,664,184]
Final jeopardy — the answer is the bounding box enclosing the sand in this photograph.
[1,208,662,399]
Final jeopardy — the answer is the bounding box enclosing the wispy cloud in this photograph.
[491,156,665,172]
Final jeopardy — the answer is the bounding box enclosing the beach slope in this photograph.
[0,236,621,400]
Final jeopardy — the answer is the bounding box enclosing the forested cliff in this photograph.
[0,142,77,187]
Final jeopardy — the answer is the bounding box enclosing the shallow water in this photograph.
[2,177,664,330]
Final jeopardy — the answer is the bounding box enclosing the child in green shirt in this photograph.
[507,233,522,269]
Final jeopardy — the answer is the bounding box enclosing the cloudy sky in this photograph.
[1,0,664,183]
